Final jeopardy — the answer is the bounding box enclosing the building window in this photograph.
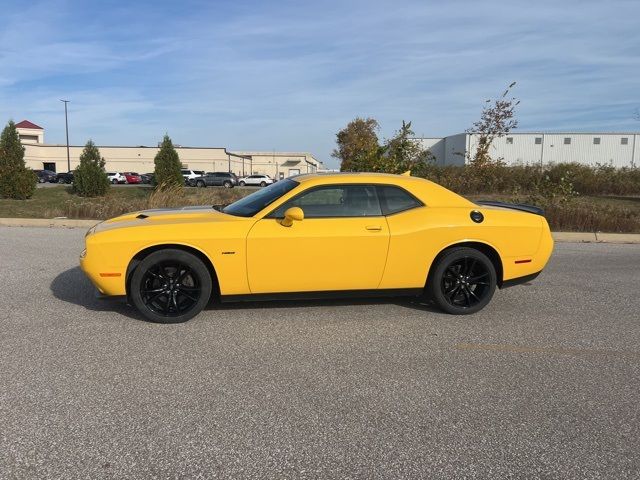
[534,137,542,145]
[593,137,601,145]
[506,137,513,144]
[621,137,629,145]
[564,137,571,145]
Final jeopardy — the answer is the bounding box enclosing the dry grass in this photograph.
[60,185,248,220]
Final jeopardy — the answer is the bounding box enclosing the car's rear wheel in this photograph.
[196,180,206,188]
[223,180,232,188]
[130,249,212,323]
[427,247,496,315]
[239,181,246,186]
[58,177,65,184]
[260,181,267,187]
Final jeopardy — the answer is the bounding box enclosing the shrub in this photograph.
[0,120,37,199]
[73,140,110,197]
[417,162,640,197]
[154,134,183,189]
[0,167,37,200]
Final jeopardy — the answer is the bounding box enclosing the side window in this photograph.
[271,185,382,218]
[379,186,423,215]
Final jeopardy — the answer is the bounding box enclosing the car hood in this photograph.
[92,206,244,233]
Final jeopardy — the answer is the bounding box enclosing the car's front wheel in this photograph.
[223,181,232,188]
[427,247,497,315]
[130,249,213,323]
[196,180,206,188]
[239,181,246,186]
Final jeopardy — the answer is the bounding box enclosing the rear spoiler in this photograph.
[475,200,544,216]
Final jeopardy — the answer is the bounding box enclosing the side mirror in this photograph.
[281,207,304,227]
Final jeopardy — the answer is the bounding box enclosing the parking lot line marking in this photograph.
[455,343,640,358]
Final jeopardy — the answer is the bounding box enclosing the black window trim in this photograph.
[264,183,424,219]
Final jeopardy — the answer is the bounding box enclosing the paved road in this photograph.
[1,227,639,479]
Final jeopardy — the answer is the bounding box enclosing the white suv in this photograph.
[107,172,126,184]
[238,174,274,187]
[181,169,205,183]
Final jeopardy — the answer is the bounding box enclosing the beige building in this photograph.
[17,120,322,178]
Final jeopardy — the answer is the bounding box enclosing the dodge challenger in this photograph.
[80,172,554,323]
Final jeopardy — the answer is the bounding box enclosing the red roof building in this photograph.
[15,120,44,130]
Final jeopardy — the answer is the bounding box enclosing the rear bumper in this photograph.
[500,271,541,289]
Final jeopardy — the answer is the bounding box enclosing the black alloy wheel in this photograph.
[427,247,496,315]
[130,249,213,323]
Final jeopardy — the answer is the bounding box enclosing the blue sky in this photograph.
[1,0,639,166]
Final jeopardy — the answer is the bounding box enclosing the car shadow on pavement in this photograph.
[50,267,145,321]
[51,267,440,321]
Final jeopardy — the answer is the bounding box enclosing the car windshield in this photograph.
[223,179,299,217]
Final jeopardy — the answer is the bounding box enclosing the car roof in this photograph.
[291,172,473,207]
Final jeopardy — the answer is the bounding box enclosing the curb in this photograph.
[552,232,640,244]
[0,218,98,229]
[1,218,639,244]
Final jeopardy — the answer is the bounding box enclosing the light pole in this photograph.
[60,100,70,172]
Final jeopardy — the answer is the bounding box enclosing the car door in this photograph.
[205,174,217,186]
[246,184,390,293]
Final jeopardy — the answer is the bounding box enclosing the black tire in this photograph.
[223,181,232,188]
[111,179,118,184]
[239,181,246,187]
[38,178,45,183]
[260,181,267,187]
[58,178,65,184]
[196,180,206,188]
[427,247,496,315]
[129,249,213,323]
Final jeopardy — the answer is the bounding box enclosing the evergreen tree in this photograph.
[154,134,183,188]
[0,120,36,199]
[73,140,110,197]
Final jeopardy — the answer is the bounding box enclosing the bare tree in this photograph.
[467,82,520,167]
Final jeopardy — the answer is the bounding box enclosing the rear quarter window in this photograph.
[378,186,423,215]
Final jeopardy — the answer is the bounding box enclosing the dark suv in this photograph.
[189,172,238,188]
[34,169,57,183]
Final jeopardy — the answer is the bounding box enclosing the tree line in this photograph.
[333,83,519,173]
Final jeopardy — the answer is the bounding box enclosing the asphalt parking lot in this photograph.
[1,227,639,479]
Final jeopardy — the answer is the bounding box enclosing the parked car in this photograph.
[107,172,127,184]
[189,172,238,188]
[238,174,274,187]
[34,169,57,183]
[140,173,154,184]
[55,172,74,184]
[123,172,142,184]
[80,172,554,323]
[181,169,205,184]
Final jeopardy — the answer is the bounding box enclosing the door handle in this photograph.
[365,225,382,231]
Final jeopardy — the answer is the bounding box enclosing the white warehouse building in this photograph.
[416,132,640,168]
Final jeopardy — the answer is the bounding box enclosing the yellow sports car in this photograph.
[80,173,554,323]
